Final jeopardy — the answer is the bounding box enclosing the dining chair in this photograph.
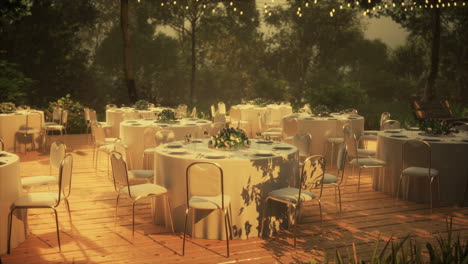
[282,116,298,143]
[21,141,67,190]
[395,139,440,210]
[15,111,43,152]
[343,109,359,115]
[114,142,154,184]
[44,110,68,148]
[361,112,391,148]
[44,107,62,126]
[106,104,118,109]
[260,155,325,247]
[217,102,227,115]
[83,107,91,138]
[183,162,233,257]
[211,122,225,136]
[292,131,312,163]
[324,120,345,164]
[8,154,73,253]
[155,130,176,146]
[91,121,118,175]
[381,119,401,130]
[111,151,174,238]
[324,143,348,214]
[175,104,188,119]
[343,124,386,191]
[141,126,159,170]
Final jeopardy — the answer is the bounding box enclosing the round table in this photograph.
[0,152,26,254]
[120,118,212,169]
[283,113,364,156]
[0,110,45,152]
[153,140,298,239]
[229,104,293,137]
[373,130,468,206]
[106,107,169,137]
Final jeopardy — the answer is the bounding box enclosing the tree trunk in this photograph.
[120,0,137,104]
[424,8,441,102]
[190,19,197,105]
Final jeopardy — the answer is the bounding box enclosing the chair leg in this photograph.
[53,208,61,252]
[357,167,362,192]
[132,201,137,239]
[223,209,230,257]
[429,177,434,212]
[336,186,342,215]
[259,198,268,237]
[114,194,120,230]
[318,200,323,227]
[64,198,73,227]
[228,204,234,239]
[7,208,16,254]
[395,174,404,204]
[182,208,189,256]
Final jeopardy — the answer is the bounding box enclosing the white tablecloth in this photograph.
[153,140,299,239]
[373,130,468,206]
[120,118,212,169]
[283,113,364,156]
[0,152,26,254]
[106,107,169,137]
[229,104,293,137]
[0,110,45,152]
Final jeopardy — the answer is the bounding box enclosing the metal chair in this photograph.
[324,143,348,214]
[15,111,43,152]
[115,142,154,185]
[260,155,325,247]
[91,122,118,175]
[343,124,385,191]
[183,162,233,257]
[361,112,391,146]
[0,137,4,151]
[8,154,73,253]
[44,110,68,148]
[110,151,174,238]
[396,140,440,210]
[292,131,312,164]
[21,141,67,190]
[381,119,401,130]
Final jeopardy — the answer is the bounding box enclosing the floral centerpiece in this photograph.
[0,102,16,113]
[250,98,268,107]
[209,127,250,149]
[419,119,454,136]
[134,99,150,110]
[312,104,330,117]
[157,109,177,122]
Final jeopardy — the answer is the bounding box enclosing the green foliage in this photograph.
[358,100,416,130]
[0,58,34,104]
[133,99,149,110]
[157,109,176,122]
[419,119,454,135]
[306,81,368,112]
[312,104,331,116]
[0,102,16,113]
[210,127,249,148]
[46,94,85,134]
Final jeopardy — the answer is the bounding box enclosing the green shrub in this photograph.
[45,94,86,134]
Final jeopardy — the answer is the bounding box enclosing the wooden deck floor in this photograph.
[1,134,467,264]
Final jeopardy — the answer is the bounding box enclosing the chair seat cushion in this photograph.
[13,192,58,207]
[189,195,231,210]
[268,187,316,203]
[121,183,167,198]
[351,158,386,167]
[144,147,157,154]
[402,167,439,178]
[357,148,376,157]
[128,170,154,179]
[323,174,338,184]
[327,137,344,144]
[99,144,115,153]
[17,128,41,134]
[21,176,57,189]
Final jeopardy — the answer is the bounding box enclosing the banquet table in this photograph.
[120,118,212,169]
[0,151,26,254]
[282,113,364,157]
[152,140,299,239]
[105,107,169,137]
[229,104,293,137]
[0,110,45,152]
[373,129,468,206]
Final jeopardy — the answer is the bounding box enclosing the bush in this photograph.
[45,94,86,134]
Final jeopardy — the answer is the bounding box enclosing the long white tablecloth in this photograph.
[283,113,364,157]
[153,140,299,239]
[373,130,468,206]
[120,118,212,169]
[106,107,169,137]
[229,104,293,137]
[0,111,45,152]
[0,152,26,254]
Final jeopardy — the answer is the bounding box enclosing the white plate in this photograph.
[273,145,293,150]
[131,123,141,126]
[185,123,197,126]
[166,143,183,148]
[254,151,274,157]
[126,120,138,123]
[168,149,187,155]
[422,138,441,142]
[384,129,401,133]
[204,152,226,159]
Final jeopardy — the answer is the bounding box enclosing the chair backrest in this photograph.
[402,140,432,173]
[210,105,216,119]
[83,108,90,122]
[381,120,401,130]
[110,151,132,195]
[61,110,69,125]
[106,104,117,110]
[344,109,358,115]
[282,116,298,138]
[211,122,225,136]
[190,107,197,118]
[143,126,158,148]
[50,141,67,169]
[257,112,266,132]
[343,124,358,158]
[175,104,187,118]
[89,109,98,123]
[52,107,62,122]
[91,122,107,145]
[0,137,4,151]
[300,155,325,202]
[155,130,176,146]
[293,131,311,158]
[57,154,73,204]
[379,112,391,129]
[24,111,43,131]
[218,102,227,115]
[299,104,312,114]
[186,162,225,208]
